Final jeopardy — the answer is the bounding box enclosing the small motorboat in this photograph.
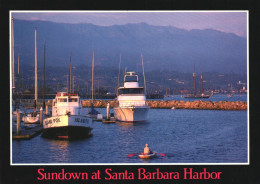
[22,112,40,124]
[138,151,157,159]
[87,103,100,118]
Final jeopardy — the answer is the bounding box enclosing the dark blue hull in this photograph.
[42,126,93,140]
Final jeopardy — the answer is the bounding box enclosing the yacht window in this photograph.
[118,88,144,94]
[58,98,67,102]
[69,98,78,102]
[125,76,138,82]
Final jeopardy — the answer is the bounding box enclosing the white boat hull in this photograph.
[22,115,40,124]
[114,106,149,122]
[42,115,92,139]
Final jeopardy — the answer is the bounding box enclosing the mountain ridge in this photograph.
[13,19,247,74]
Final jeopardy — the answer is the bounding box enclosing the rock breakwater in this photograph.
[81,100,247,111]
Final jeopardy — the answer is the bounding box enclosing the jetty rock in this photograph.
[79,100,247,111]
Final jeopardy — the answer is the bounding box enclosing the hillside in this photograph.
[13,19,247,74]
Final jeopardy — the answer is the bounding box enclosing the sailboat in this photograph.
[12,56,24,121]
[11,17,24,122]
[22,27,40,124]
[87,50,100,118]
[184,64,211,99]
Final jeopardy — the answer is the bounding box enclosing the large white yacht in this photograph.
[114,72,150,122]
[42,92,92,139]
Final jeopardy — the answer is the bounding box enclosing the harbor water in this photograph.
[12,105,248,164]
[163,94,247,102]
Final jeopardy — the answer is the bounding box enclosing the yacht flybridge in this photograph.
[114,72,150,122]
[42,92,92,139]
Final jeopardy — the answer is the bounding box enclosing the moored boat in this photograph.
[114,72,150,122]
[184,64,212,99]
[87,50,100,118]
[184,93,211,99]
[22,112,40,124]
[42,92,92,139]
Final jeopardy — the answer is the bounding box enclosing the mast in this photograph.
[12,17,15,96]
[17,55,20,98]
[72,76,75,93]
[35,27,38,102]
[193,63,196,96]
[67,73,69,93]
[91,50,94,103]
[43,41,46,94]
[141,54,146,94]
[201,66,203,94]
[117,54,121,95]
[42,41,46,107]
[69,52,72,93]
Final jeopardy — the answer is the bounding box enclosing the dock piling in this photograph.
[46,105,48,115]
[16,111,20,135]
[106,103,110,120]
[40,107,43,125]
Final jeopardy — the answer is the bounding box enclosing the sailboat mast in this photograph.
[201,66,203,94]
[12,17,15,95]
[17,55,20,98]
[43,41,46,94]
[141,54,146,94]
[69,53,72,93]
[67,73,69,93]
[35,27,38,102]
[117,54,121,95]
[91,50,94,103]
[193,63,196,96]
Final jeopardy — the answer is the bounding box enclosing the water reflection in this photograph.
[116,121,148,127]
[48,140,70,163]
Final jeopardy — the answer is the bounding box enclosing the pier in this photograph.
[13,125,43,140]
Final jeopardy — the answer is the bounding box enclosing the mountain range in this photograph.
[13,19,247,74]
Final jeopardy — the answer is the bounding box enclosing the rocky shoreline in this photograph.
[18,99,247,111]
[81,100,247,111]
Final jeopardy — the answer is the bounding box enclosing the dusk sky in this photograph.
[12,11,247,37]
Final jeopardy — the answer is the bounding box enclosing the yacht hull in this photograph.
[114,106,149,122]
[42,115,92,139]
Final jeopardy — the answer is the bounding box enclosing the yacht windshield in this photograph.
[69,98,78,102]
[58,98,67,102]
[118,88,144,94]
[125,75,138,82]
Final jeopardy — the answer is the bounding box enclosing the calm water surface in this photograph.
[163,94,247,102]
[12,106,248,164]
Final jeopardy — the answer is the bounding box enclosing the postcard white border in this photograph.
[10,10,249,166]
